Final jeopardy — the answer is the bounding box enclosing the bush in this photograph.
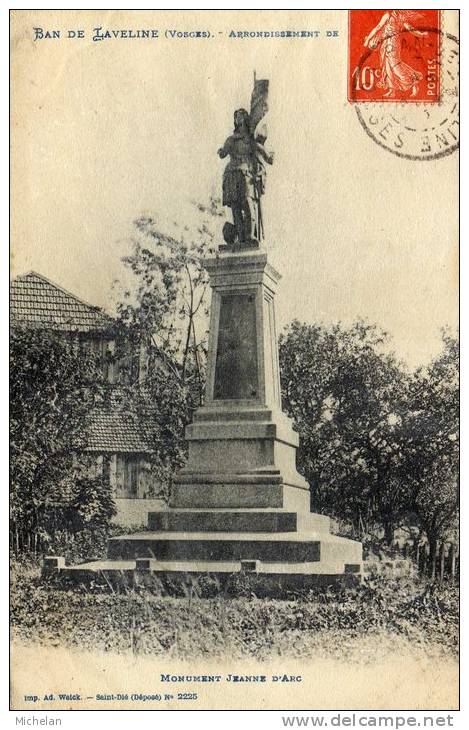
[10,558,458,661]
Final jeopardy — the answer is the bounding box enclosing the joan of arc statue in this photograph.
[218,78,273,245]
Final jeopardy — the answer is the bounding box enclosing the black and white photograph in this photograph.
[9,7,460,715]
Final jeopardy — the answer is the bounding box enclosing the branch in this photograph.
[192,285,208,316]
[150,336,181,380]
[181,264,195,381]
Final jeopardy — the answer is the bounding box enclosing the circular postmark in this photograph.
[352,30,459,161]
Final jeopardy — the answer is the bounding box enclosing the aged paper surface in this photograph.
[10,9,459,712]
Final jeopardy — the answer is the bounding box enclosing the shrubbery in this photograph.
[10,562,458,661]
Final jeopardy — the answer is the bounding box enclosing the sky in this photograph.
[11,9,459,369]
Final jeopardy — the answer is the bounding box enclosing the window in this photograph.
[80,335,114,382]
[116,455,140,498]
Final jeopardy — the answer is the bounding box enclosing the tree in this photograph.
[111,201,222,494]
[109,360,195,503]
[279,320,411,542]
[406,330,459,572]
[10,326,113,542]
[115,200,223,399]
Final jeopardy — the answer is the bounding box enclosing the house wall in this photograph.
[113,497,165,528]
[110,453,165,527]
[79,334,116,383]
[112,453,160,499]
[76,452,164,528]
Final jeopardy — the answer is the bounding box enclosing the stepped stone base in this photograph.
[107,531,321,562]
[43,558,361,595]
[43,506,362,589]
[41,247,363,592]
[107,510,361,566]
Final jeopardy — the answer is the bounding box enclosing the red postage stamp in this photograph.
[348,10,441,103]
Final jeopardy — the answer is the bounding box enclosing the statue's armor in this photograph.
[221,133,255,207]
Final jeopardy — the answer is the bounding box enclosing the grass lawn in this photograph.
[10,556,459,709]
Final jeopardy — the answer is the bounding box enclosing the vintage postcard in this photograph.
[10,8,459,714]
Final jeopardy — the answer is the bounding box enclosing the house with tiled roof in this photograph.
[11,271,119,381]
[10,271,163,526]
[11,271,114,331]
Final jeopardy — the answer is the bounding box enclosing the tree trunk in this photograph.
[191,317,203,405]
[438,542,445,582]
[421,543,429,576]
[449,543,456,581]
[181,264,195,383]
[383,521,394,546]
[181,314,192,383]
[428,536,438,580]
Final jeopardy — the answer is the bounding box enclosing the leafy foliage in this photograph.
[10,327,114,535]
[279,322,459,549]
[115,200,222,392]
[279,320,410,540]
[110,201,223,495]
[406,332,459,562]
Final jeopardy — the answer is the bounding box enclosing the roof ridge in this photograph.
[12,271,112,318]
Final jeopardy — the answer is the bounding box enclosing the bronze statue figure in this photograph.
[218,78,273,246]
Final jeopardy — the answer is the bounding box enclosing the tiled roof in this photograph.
[10,271,113,332]
[82,409,155,454]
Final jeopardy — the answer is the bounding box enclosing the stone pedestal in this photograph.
[47,245,363,590]
[172,249,309,512]
[106,246,363,587]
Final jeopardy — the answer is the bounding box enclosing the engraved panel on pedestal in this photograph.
[214,293,258,400]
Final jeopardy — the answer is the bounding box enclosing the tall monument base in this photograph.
[44,247,362,591]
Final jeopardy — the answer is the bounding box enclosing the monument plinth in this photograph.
[171,249,309,513]
[105,244,363,586]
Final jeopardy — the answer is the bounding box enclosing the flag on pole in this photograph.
[249,78,269,136]
[249,76,270,241]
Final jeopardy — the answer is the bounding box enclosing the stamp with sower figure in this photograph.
[348,10,440,103]
[348,10,458,161]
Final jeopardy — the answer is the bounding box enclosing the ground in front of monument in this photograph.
[10,554,458,708]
